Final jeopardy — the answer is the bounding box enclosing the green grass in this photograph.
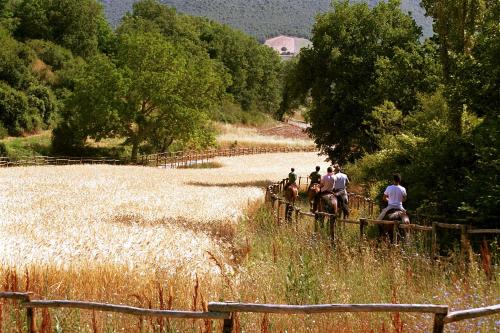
[0,131,52,159]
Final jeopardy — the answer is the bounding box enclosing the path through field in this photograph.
[0,152,329,275]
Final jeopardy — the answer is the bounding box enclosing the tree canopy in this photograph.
[57,30,226,161]
[286,0,439,163]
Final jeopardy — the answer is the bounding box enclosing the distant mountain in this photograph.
[100,0,433,41]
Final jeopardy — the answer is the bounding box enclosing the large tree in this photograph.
[55,30,226,161]
[290,0,437,163]
[420,0,492,134]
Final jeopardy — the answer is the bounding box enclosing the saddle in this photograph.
[384,208,410,224]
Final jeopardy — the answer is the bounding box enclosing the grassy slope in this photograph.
[0,130,52,159]
[0,117,313,159]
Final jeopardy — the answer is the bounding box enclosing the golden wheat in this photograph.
[0,152,329,275]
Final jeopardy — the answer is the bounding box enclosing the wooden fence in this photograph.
[0,156,123,167]
[138,146,317,168]
[266,177,500,252]
[0,146,316,168]
[1,292,498,333]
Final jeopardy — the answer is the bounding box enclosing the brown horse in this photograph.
[284,184,298,222]
[315,192,338,238]
[378,209,410,243]
[307,183,321,211]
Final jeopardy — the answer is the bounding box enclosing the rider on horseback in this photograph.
[285,167,298,191]
[377,173,407,220]
[309,166,321,189]
[333,164,350,218]
[320,166,335,194]
[313,166,335,213]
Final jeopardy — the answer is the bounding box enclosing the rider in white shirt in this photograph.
[377,173,407,220]
[333,164,350,218]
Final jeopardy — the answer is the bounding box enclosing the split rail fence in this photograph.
[265,177,500,255]
[0,146,316,168]
[1,292,499,333]
[138,146,316,168]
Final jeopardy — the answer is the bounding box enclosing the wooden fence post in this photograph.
[359,218,367,239]
[276,201,281,225]
[329,215,336,245]
[431,222,438,258]
[222,313,234,333]
[432,313,446,333]
[25,294,35,333]
[460,225,470,256]
[392,221,399,244]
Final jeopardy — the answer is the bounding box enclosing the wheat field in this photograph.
[0,152,329,275]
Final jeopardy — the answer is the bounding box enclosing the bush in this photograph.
[212,100,273,126]
[26,39,73,70]
[0,123,8,139]
[0,142,7,157]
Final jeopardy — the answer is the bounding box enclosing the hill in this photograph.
[100,0,433,41]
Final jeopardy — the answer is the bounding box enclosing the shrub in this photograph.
[26,39,73,70]
[0,142,7,157]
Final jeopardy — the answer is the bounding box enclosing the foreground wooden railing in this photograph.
[2,292,498,333]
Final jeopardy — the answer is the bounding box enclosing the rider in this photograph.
[377,173,407,220]
[320,166,335,194]
[333,164,350,218]
[313,166,335,212]
[285,167,298,191]
[309,166,321,189]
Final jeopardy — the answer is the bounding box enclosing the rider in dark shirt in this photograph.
[309,166,321,189]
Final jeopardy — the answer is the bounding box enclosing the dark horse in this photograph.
[379,209,410,243]
[284,184,298,222]
[315,192,338,242]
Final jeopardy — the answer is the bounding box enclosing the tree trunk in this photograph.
[131,140,139,163]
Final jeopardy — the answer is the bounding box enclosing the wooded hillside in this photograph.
[100,0,433,41]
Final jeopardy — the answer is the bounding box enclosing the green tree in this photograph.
[420,0,491,135]
[292,0,433,163]
[14,0,112,57]
[56,31,226,161]
[199,21,283,113]
[0,27,34,89]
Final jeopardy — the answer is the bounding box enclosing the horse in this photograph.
[307,183,321,211]
[284,184,298,222]
[378,209,410,243]
[314,192,339,243]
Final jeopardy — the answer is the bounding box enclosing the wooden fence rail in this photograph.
[1,293,498,333]
[207,301,500,333]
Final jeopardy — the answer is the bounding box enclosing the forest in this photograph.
[100,0,433,41]
[0,0,283,160]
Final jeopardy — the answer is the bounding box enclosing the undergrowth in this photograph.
[0,203,498,332]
